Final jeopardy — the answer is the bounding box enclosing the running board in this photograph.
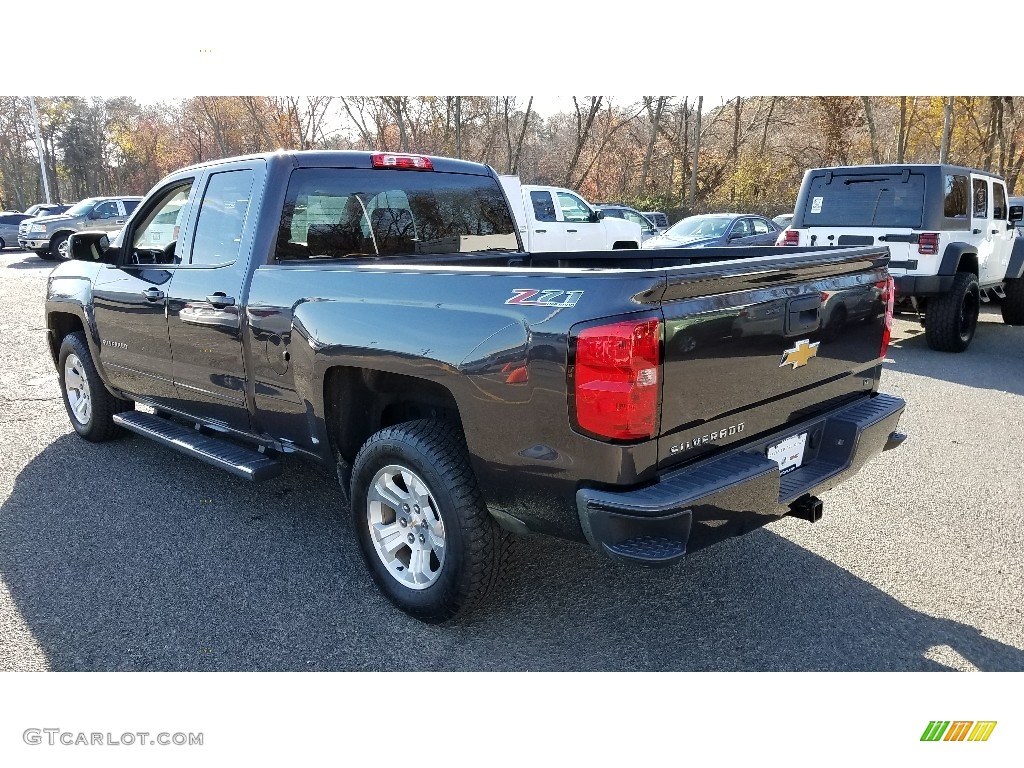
[113,411,282,482]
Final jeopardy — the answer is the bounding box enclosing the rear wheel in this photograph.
[1001,277,1024,325]
[58,332,133,441]
[925,272,980,352]
[36,248,57,261]
[350,419,513,623]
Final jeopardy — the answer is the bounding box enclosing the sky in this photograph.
[6,2,994,98]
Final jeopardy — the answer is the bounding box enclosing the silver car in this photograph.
[0,212,32,250]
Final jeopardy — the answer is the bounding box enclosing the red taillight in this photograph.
[820,290,831,303]
[370,153,433,170]
[781,229,800,246]
[573,318,660,440]
[917,232,939,255]
[880,275,895,358]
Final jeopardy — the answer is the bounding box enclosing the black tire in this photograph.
[49,231,69,260]
[0,237,5,249]
[57,332,133,441]
[1001,277,1024,325]
[925,272,980,352]
[36,248,57,261]
[350,419,513,623]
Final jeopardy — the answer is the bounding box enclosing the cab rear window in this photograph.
[275,168,518,260]
[803,173,925,228]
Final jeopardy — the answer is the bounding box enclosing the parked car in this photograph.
[499,177,643,251]
[20,196,143,260]
[50,150,905,623]
[594,203,661,242]
[643,213,781,249]
[643,211,669,229]
[787,164,1024,351]
[0,212,33,249]
[24,203,71,218]
[773,213,794,228]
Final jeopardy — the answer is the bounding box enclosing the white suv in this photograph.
[785,164,1024,352]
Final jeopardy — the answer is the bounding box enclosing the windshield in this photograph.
[803,173,925,228]
[664,215,732,239]
[65,198,99,217]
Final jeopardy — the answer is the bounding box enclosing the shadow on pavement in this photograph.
[1,250,53,271]
[3,433,1022,671]
[885,304,1024,396]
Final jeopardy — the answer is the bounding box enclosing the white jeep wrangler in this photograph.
[785,164,1024,352]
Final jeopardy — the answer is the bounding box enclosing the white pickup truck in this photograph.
[499,176,642,251]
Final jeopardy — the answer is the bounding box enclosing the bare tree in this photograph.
[862,97,880,163]
[689,96,703,206]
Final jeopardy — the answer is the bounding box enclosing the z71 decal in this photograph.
[505,289,584,308]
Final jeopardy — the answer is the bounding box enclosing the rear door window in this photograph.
[530,191,557,222]
[804,172,925,228]
[944,174,969,218]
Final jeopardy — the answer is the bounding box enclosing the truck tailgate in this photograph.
[657,247,890,468]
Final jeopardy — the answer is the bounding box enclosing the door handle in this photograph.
[535,229,546,233]
[567,229,578,233]
[115,220,125,224]
[142,288,164,302]
[206,293,236,308]
[991,229,999,235]
[973,228,982,234]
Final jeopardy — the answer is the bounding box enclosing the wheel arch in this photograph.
[938,242,978,276]
[323,366,463,465]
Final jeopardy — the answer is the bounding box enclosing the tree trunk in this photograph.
[689,96,703,207]
[760,96,778,154]
[939,97,954,164]
[564,97,602,188]
[862,97,880,163]
[511,96,532,175]
[897,97,908,163]
[455,97,462,159]
[639,96,665,194]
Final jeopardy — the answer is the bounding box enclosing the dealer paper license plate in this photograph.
[767,432,807,475]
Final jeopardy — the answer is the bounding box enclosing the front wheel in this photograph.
[36,248,57,261]
[350,419,512,623]
[925,272,980,352]
[58,332,133,441]
[1001,277,1024,325]
[50,232,70,260]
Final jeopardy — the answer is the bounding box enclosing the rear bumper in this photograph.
[894,274,955,297]
[576,393,906,566]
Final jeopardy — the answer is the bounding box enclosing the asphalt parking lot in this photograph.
[1,247,1022,672]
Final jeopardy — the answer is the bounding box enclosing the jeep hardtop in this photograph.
[785,164,1024,352]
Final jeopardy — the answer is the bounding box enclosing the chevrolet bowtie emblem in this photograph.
[780,339,819,369]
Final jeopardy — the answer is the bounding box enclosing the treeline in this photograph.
[3,96,1024,219]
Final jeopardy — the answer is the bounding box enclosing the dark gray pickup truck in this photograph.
[45,150,906,622]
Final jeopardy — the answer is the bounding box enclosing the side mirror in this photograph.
[590,210,602,223]
[86,209,100,220]
[728,232,744,241]
[67,230,110,262]
[1010,205,1023,223]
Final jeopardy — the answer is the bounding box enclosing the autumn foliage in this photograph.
[3,96,1024,220]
